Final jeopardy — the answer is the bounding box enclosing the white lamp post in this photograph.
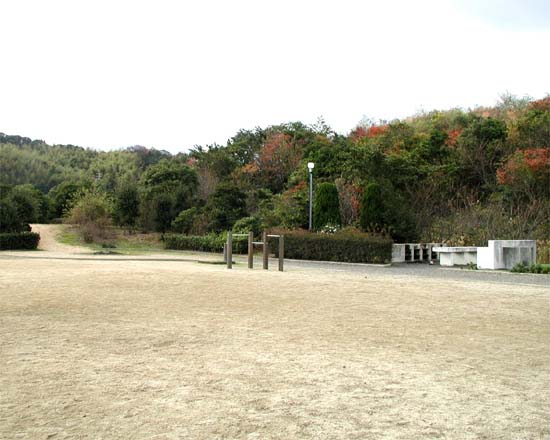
[307,162,314,231]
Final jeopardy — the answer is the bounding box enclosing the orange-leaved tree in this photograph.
[241,132,303,193]
[497,148,550,201]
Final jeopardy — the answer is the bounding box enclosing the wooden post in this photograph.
[223,242,227,263]
[278,235,284,272]
[248,231,254,269]
[227,231,233,269]
[262,231,268,270]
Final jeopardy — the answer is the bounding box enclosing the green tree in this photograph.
[113,182,139,230]
[206,183,247,232]
[0,199,24,232]
[48,182,84,219]
[360,182,416,242]
[516,97,550,149]
[189,144,238,180]
[139,159,198,232]
[227,128,266,167]
[259,183,308,230]
[304,134,353,180]
[456,115,508,189]
[7,184,49,224]
[89,150,140,193]
[313,182,341,229]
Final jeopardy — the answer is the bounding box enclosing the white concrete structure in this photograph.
[391,243,442,263]
[432,246,478,266]
[392,244,407,263]
[477,240,536,270]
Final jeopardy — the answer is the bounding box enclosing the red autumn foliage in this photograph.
[497,148,550,185]
[287,181,307,194]
[445,129,462,147]
[242,132,303,191]
[349,183,362,217]
[335,179,363,225]
[366,125,389,137]
[349,126,368,143]
[528,97,550,112]
[349,125,388,143]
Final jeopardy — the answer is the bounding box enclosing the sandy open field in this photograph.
[1,227,550,439]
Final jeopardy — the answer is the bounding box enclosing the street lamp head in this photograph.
[307,162,315,171]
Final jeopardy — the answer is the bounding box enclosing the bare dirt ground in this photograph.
[31,224,86,254]
[1,227,550,439]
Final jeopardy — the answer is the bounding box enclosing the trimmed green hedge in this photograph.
[0,232,40,250]
[272,231,393,264]
[164,233,248,254]
[164,231,393,264]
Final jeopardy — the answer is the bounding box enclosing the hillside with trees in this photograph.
[1,95,549,252]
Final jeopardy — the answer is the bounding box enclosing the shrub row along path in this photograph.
[1,226,549,439]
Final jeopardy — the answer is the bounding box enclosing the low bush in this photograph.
[164,232,248,254]
[0,232,40,250]
[272,230,393,264]
[172,207,198,234]
[511,262,550,274]
[65,188,115,243]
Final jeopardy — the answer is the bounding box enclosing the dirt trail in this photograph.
[30,224,88,254]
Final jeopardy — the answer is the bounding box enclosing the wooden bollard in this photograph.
[248,231,254,269]
[262,231,268,270]
[227,231,232,269]
[278,235,284,272]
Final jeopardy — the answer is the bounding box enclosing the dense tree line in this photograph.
[1,94,549,244]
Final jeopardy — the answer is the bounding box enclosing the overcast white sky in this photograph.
[1,0,549,153]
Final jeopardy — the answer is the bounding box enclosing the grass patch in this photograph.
[58,226,95,249]
[59,226,167,254]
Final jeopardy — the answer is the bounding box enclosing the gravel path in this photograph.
[278,258,550,288]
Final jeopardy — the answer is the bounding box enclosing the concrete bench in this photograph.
[477,240,536,270]
[432,246,478,266]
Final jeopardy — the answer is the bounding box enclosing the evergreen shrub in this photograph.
[360,182,417,242]
[172,207,198,234]
[0,232,40,250]
[313,182,341,229]
[360,182,384,231]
